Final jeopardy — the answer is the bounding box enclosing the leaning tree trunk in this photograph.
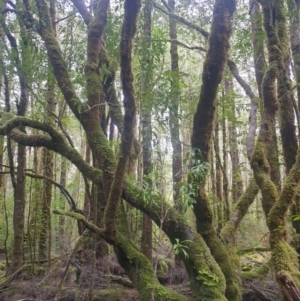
[190,0,241,299]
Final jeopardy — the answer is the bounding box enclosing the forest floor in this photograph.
[0,254,280,301]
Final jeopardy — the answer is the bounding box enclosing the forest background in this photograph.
[1,0,300,300]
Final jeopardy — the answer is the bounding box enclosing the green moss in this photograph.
[115,206,187,301]
[116,232,187,301]
[242,267,268,280]
[157,260,169,273]
[96,288,124,301]
[271,241,300,286]
[182,234,228,301]
[220,221,235,244]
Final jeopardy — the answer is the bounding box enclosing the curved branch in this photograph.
[220,177,259,243]
[0,114,103,186]
[0,168,78,211]
[152,1,209,38]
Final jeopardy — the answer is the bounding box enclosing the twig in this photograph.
[55,3,97,24]
[168,39,206,52]
[46,108,75,148]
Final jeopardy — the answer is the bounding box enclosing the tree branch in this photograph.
[152,1,209,38]
[0,113,103,186]
[69,0,93,25]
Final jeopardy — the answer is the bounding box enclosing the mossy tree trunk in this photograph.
[140,0,153,263]
[276,2,298,174]
[276,0,300,236]
[251,1,300,298]
[190,0,241,299]
[288,0,300,110]
[0,11,29,272]
[39,0,56,263]
[288,0,300,235]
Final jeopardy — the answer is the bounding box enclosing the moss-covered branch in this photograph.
[0,113,103,186]
[220,177,259,243]
[53,209,105,235]
[122,184,227,300]
[99,46,141,160]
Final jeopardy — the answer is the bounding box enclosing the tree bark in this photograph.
[39,0,56,263]
[1,12,29,272]
[140,0,153,262]
[226,76,243,203]
[167,0,183,212]
[190,0,240,299]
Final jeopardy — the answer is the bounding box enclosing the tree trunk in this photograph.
[221,93,230,221]
[39,1,56,262]
[140,0,153,263]
[190,0,240,299]
[288,0,300,111]
[226,76,243,203]
[5,22,29,272]
[58,156,67,248]
[168,0,183,212]
[214,118,223,229]
[250,2,300,298]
